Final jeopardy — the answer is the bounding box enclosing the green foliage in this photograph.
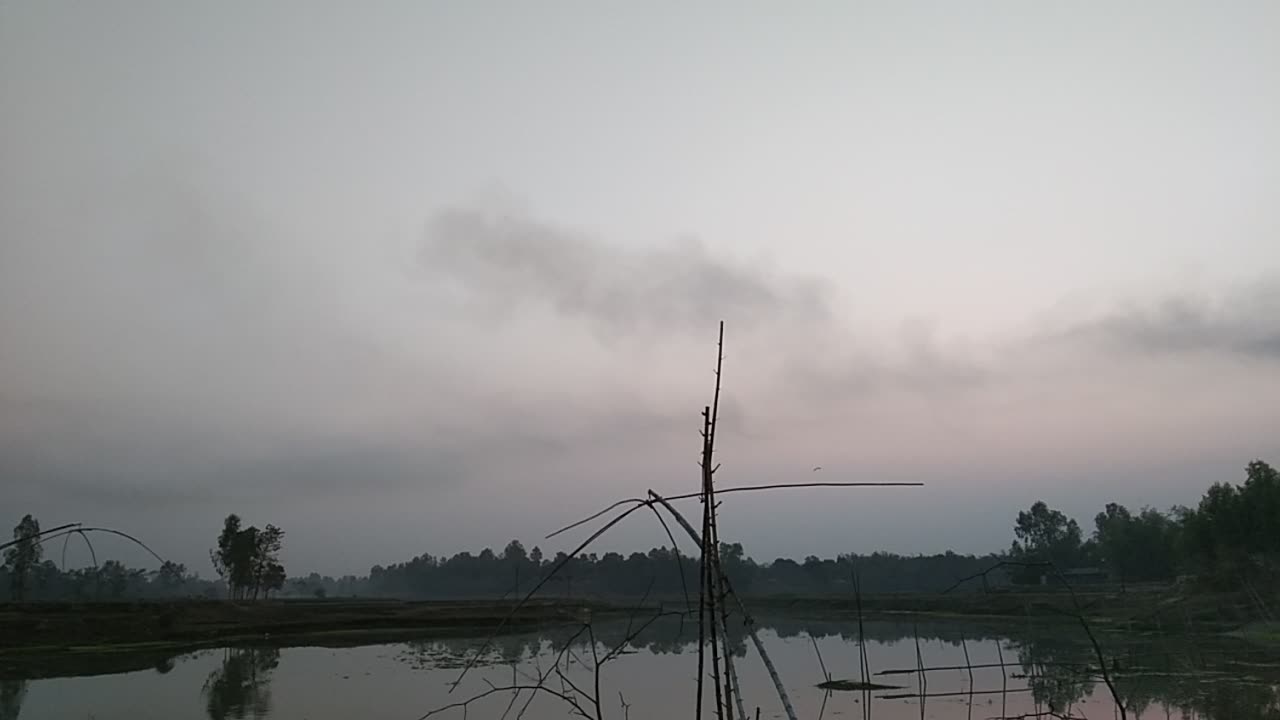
[1180,460,1280,583]
[1007,459,1278,590]
[1008,501,1085,582]
[364,541,1006,598]
[157,560,187,591]
[4,514,42,600]
[209,515,286,600]
[1093,503,1179,587]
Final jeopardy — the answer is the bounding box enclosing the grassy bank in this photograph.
[0,586,1260,658]
[0,598,613,657]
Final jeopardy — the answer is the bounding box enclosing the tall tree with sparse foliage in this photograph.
[5,515,42,601]
[210,514,286,600]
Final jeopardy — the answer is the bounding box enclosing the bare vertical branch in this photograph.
[996,637,1008,719]
[852,567,871,720]
[701,322,732,720]
[961,631,975,720]
[914,622,926,720]
[647,491,799,720]
[810,634,831,682]
[694,413,710,720]
[702,419,726,719]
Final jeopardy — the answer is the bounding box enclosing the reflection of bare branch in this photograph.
[420,685,592,720]
[428,605,691,720]
[983,707,1085,712]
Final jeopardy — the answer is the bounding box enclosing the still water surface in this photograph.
[4,617,1276,719]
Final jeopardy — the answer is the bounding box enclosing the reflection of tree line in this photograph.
[1008,630,1280,719]
[409,616,1016,665]
[411,617,1280,720]
[3,620,1278,719]
[6,647,282,720]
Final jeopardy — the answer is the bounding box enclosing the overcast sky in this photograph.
[2,2,1278,576]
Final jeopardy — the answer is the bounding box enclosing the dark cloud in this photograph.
[1064,279,1280,361]
[420,207,831,338]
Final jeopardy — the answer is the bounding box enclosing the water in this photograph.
[4,616,1277,719]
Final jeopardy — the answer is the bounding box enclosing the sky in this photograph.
[2,2,1278,577]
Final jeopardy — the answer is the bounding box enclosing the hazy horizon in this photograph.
[3,2,1278,577]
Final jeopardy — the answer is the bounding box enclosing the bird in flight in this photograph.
[812,466,822,472]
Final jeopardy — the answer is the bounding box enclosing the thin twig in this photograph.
[547,482,922,540]
[0,522,82,552]
[810,634,831,681]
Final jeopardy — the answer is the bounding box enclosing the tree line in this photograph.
[364,540,1007,599]
[4,459,1276,601]
[1005,460,1280,589]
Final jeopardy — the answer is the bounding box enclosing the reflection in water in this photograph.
[402,616,1280,720]
[202,647,280,720]
[7,617,1280,719]
[1006,628,1280,719]
[0,680,26,720]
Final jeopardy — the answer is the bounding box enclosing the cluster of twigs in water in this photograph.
[420,322,921,720]
[941,560,1128,720]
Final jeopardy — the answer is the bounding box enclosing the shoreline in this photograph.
[0,587,1256,658]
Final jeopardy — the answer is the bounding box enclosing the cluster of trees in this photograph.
[210,515,286,600]
[0,558,201,601]
[363,538,1006,599]
[1008,460,1280,588]
[1,512,289,602]
[5,459,1275,602]
[2,512,215,601]
[367,459,1279,598]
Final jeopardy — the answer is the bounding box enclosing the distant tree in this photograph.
[1094,503,1136,588]
[156,561,188,595]
[503,540,527,563]
[98,560,133,599]
[251,525,285,599]
[262,562,286,599]
[1181,460,1280,585]
[5,515,42,600]
[211,514,242,598]
[1094,504,1180,589]
[1009,501,1084,582]
[530,546,543,566]
[210,515,285,600]
[228,526,258,599]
